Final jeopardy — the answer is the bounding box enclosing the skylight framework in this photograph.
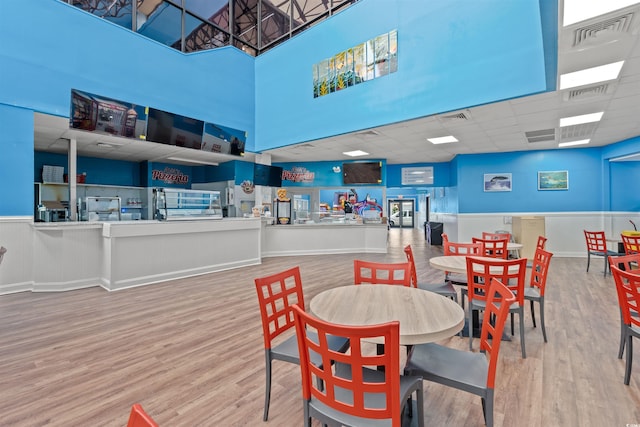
[68,0,359,56]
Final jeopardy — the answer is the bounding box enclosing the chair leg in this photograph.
[530,300,537,328]
[603,257,608,277]
[586,252,591,272]
[519,308,526,359]
[619,310,626,359]
[263,351,272,421]
[510,312,515,336]
[539,298,547,343]
[624,333,633,385]
[468,307,474,351]
[484,389,494,427]
[416,387,425,427]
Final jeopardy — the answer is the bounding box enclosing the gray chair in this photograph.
[524,247,553,342]
[292,304,424,427]
[254,266,350,421]
[404,278,516,427]
[609,263,640,385]
[404,244,457,301]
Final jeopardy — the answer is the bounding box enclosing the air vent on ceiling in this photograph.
[401,166,434,185]
[437,109,472,124]
[573,12,634,47]
[525,129,555,143]
[355,130,380,138]
[564,83,610,101]
[560,122,599,140]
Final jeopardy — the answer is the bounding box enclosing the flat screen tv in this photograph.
[254,164,283,187]
[146,108,204,149]
[343,161,382,184]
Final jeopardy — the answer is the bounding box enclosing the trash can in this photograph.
[428,221,443,245]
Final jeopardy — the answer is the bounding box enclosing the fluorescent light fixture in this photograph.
[166,156,219,166]
[559,112,604,127]
[427,135,458,144]
[563,0,640,26]
[559,139,590,147]
[343,150,369,157]
[559,61,624,90]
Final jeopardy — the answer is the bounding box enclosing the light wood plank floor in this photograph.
[0,228,639,426]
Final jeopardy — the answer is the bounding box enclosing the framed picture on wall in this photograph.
[484,173,512,192]
[538,170,568,190]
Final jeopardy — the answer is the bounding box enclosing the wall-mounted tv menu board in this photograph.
[342,161,382,184]
[254,164,283,187]
[69,89,246,157]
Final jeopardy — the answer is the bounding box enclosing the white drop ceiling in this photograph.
[34,1,640,166]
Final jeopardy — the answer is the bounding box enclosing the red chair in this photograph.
[621,233,640,255]
[472,237,509,259]
[524,247,553,342]
[126,404,158,427]
[353,259,412,287]
[292,304,424,427]
[482,231,512,242]
[608,253,640,361]
[403,244,457,301]
[536,235,547,250]
[584,230,618,276]
[442,239,483,287]
[609,262,640,385]
[404,278,516,427]
[254,266,349,421]
[465,256,528,358]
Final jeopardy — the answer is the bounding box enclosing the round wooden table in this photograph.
[430,255,522,275]
[310,285,464,345]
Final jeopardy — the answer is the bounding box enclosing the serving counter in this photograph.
[261,222,388,257]
[32,218,261,292]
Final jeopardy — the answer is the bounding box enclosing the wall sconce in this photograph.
[332,166,341,173]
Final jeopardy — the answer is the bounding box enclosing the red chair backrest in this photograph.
[482,232,511,242]
[472,237,509,259]
[529,247,553,296]
[584,230,607,252]
[536,235,547,250]
[609,263,640,331]
[443,240,482,256]
[481,278,516,389]
[254,266,305,350]
[353,260,412,287]
[127,404,158,427]
[621,234,640,255]
[403,245,419,288]
[466,256,527,306]
[608,253,640,273]
[292,304,402,426]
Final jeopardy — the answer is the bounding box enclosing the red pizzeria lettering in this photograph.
[282,169,314,183]
[152,169,190,184]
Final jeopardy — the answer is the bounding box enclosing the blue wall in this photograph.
[254,0,551,151]
[0,105,34,216]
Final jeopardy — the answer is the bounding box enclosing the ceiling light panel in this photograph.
[559,139,591,147]
[343,150,369,157]
[559,111,604,126]
[427,136,458,144]
[559,61,625,89]
[563,0,640,26]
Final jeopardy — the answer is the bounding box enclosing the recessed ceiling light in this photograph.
[427,136,458,144]
[559,61,624,90]
[563,0,639,26]
[559,139,590,147]
[343,150,369,157]
[559,112,604,127]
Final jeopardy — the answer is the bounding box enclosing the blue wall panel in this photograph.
[255,0,548,151]
[456,149,603,213]
[0,105,34,216]
[610,162,640,212]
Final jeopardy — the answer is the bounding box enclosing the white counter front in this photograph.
[262,222,388,257]
[32,218,261,292]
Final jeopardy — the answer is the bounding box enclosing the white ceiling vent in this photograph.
[563,83,610,101]
[401,166,434,185]
[525,129,555,143]
[572,13,635,47]
[437,109,472,124]
[560,122,599,140]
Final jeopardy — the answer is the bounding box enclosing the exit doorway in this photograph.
[387,199,414,228]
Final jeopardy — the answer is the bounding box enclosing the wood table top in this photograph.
[429,255,521,275]
[310,285,464,345]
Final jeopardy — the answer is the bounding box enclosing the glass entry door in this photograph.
[387,199,415,228]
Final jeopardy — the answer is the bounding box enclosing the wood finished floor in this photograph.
[0,228,639,426]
